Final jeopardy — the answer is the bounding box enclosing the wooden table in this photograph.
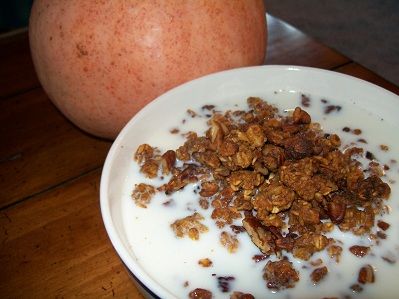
[1,14,398,298]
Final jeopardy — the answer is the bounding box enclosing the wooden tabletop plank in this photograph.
[335,62,399,96]
[265,15,350,68]
[0,89,111,208]
[0,31,40,99]
[0,170,143,298]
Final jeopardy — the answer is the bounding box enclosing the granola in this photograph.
[132,97,393,294]
[171,212,209,240]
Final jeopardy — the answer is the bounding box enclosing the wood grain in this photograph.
[0,89,111,208]
[335,62,399,96]
[0,32,40,99]
[265,15,350,68]
[0,170,143,298]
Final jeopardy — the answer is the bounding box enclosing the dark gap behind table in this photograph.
[264,0,399,86]
[0,0,33,33]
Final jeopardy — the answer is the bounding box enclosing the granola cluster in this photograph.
[132,97,392,295]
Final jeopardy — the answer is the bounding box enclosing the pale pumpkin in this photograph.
[29,0,267,139]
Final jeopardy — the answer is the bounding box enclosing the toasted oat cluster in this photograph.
[132,97,391,293]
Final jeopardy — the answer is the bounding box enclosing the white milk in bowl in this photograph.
[121,92,399,299]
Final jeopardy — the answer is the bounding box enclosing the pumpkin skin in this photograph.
[29,0,267,139]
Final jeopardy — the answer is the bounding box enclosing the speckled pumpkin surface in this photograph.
[29,0,266,138]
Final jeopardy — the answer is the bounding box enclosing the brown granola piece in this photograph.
[211,208,241,228]
[199,181,219,197]
[231,194,253,211]
[230,292,254,299]
[368,161,385,177]
[194,150,221,169]
[247,97,277,120]
[263,259,299,290]
[358,264,375,284]
[377,231,387,239]
[171,212,208,240]
[292,107,311,124]
[274,234,296,252]
[310,258,324,267]
[254,182,296,214]
[207,116,226,149]
[280,158,318,201]
[131,183,156,208]
[230,225,246,234]
[349,245,370,257]
[233,144,256,169]
[229,170,264,192]
[170,128,179,134]
[292,232,328,260]
[178,135,212,161]
[310,266,328,284]
[261,144,285,172]
[134,143,155,163]
[211,186,235,208]
[284,131,315,160]
[242,215,275,255]
[218,139,239,157]
[327,244,343,262]
[380,144,389,151]
[313,174,338,196]
[176,144,190,161]
[377,220,390,231]
[356,175,391,201]
[257,212,285,228]
[199,198,209,210]
[188,288,212,299]
[289,200,320,227]
[252,254,269,262]
[318,150,354,184]
[327,192,347,224]
[339,206,375,235]
[160,150,176,175]
[140,159,159,178]
[264,126,286,146]
[198,258,213,267]
[211,187,241,227]
[187,109,197,118]
[220,231,239,253]
[162,164,201,194]
[245,124,266,147]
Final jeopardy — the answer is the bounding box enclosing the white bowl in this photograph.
[100,65,399,299]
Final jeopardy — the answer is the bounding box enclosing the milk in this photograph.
[121,92,399,299]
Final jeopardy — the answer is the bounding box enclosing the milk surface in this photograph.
[121,92,399,299]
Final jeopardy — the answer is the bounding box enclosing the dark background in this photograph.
[264,0,399,86]
[0,0,33,33]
